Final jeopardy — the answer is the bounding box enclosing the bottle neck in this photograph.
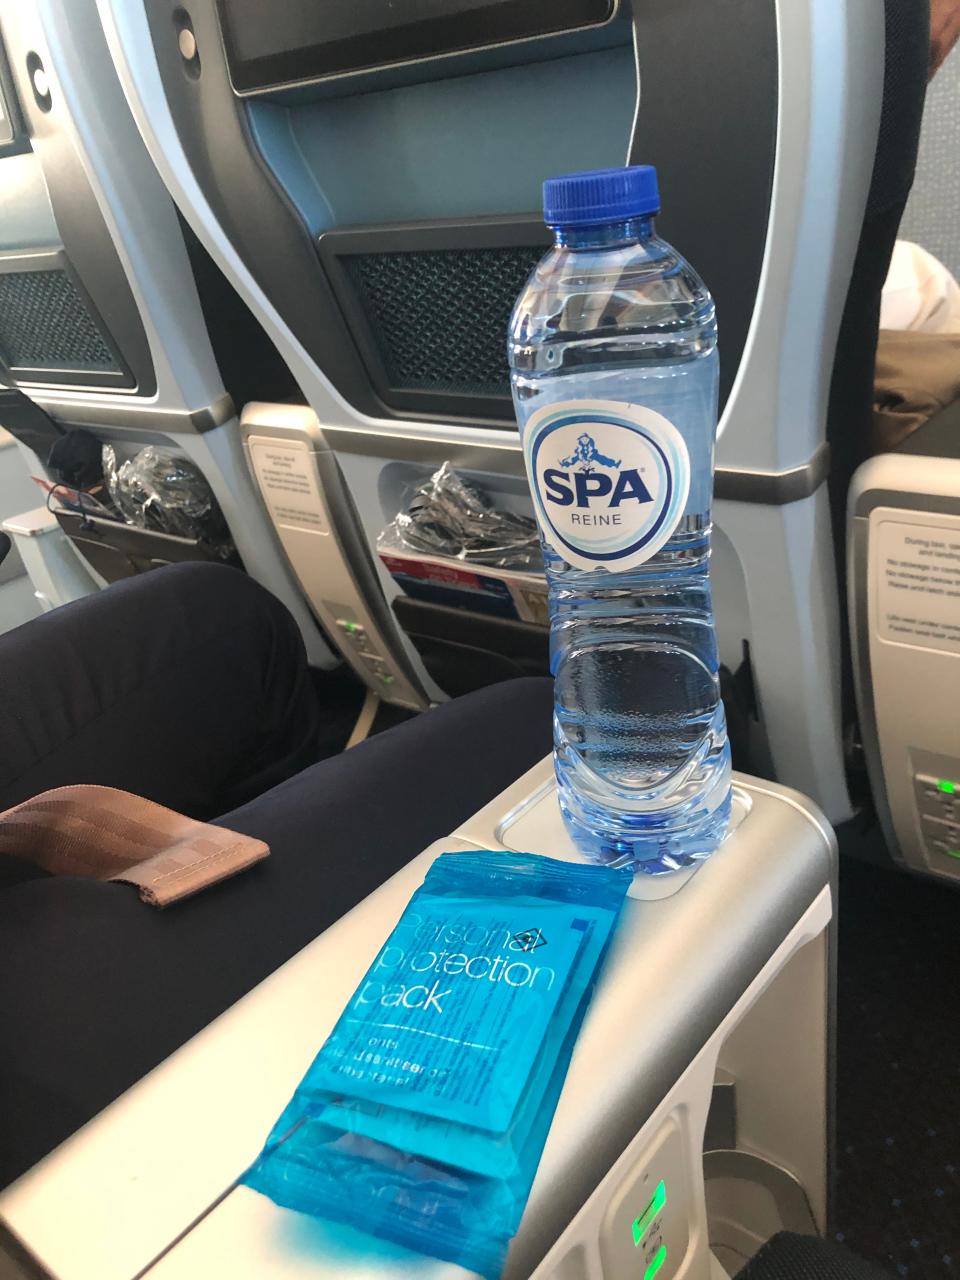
[553,214,655,250]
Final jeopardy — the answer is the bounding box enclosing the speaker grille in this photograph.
[343,245,543,397]
[0,269,120,373]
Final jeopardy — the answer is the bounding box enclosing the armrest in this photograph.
[0,764,835,1280]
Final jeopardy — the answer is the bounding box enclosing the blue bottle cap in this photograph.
[542,165,660,228]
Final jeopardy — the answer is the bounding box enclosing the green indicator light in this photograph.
[632,1180,667,1247]
[643,1244,668,1280]
[937,779,956,795]
[946,849,960,860]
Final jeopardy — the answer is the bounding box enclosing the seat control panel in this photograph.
[243,415,428,710]
[333,611,395,689]
[915,773,960,861]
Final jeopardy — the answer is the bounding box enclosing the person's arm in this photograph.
[930,0,960,75]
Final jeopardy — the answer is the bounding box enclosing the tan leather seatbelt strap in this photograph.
[0,785,269,907]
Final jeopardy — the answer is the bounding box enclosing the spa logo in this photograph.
[541,432,654,512]
[523,400,690,572]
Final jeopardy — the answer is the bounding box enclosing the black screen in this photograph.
[217,0,616,93]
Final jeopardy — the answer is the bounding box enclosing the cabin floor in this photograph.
[837,857,960,1278]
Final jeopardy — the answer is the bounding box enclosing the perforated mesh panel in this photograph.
[344,245,544,397]
[0,269,119,373]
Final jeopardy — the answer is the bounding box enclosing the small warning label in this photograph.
[249,441,328,533]
[876,519,960,655]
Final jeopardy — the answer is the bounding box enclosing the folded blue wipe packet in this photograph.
[244,850,631,1277]
[305,895,586,1128]
[318,893,616,1177]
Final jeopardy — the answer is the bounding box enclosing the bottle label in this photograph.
[522,399,691,571]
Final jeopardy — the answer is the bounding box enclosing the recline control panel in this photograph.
[332,609,396,692]
[914,768,960,863]
[242,403,431,711]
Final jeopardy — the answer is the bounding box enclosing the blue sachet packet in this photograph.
[302,894,590,1132]
[245,929,616,1276]
[244,850,631,1277]
[298,850,628,1134]
[317,894,616,1176]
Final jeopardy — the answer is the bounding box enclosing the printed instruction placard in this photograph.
[875,519,960,655]
[249,440,328,533]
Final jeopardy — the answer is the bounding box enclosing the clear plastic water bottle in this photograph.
[508,165,731,872]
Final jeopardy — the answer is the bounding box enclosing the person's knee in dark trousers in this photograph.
[0,676,554,1188]
[0,562,321,820]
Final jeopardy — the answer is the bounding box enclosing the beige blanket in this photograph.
[874,329,960,452]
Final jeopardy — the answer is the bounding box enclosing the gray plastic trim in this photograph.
[704,1073,738,1153]
[317,420,830,505]
[311,420,529,477]
[847,512,899,863]
[712,0,883,475]
[32,391,235,435]
[219,0,622,98]
[714,444,830,505]
[853,488,960,520]
[703,1149,818,1234]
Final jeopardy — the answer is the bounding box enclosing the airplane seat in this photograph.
[99,0,886,830]
[834,1,960,885]
[740,1231,893,1280]
[0,0,442,705]
[848,398,960,884]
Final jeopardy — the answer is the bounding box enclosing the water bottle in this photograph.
[508,165,731,872]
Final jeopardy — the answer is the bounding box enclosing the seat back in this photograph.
[849,406,960,884]
[839,2,960,883]
[101,0,885,819]
[0,0,373,669]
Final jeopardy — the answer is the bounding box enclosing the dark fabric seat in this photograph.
[0,563,553,1186]
[740,1233,894,1280]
